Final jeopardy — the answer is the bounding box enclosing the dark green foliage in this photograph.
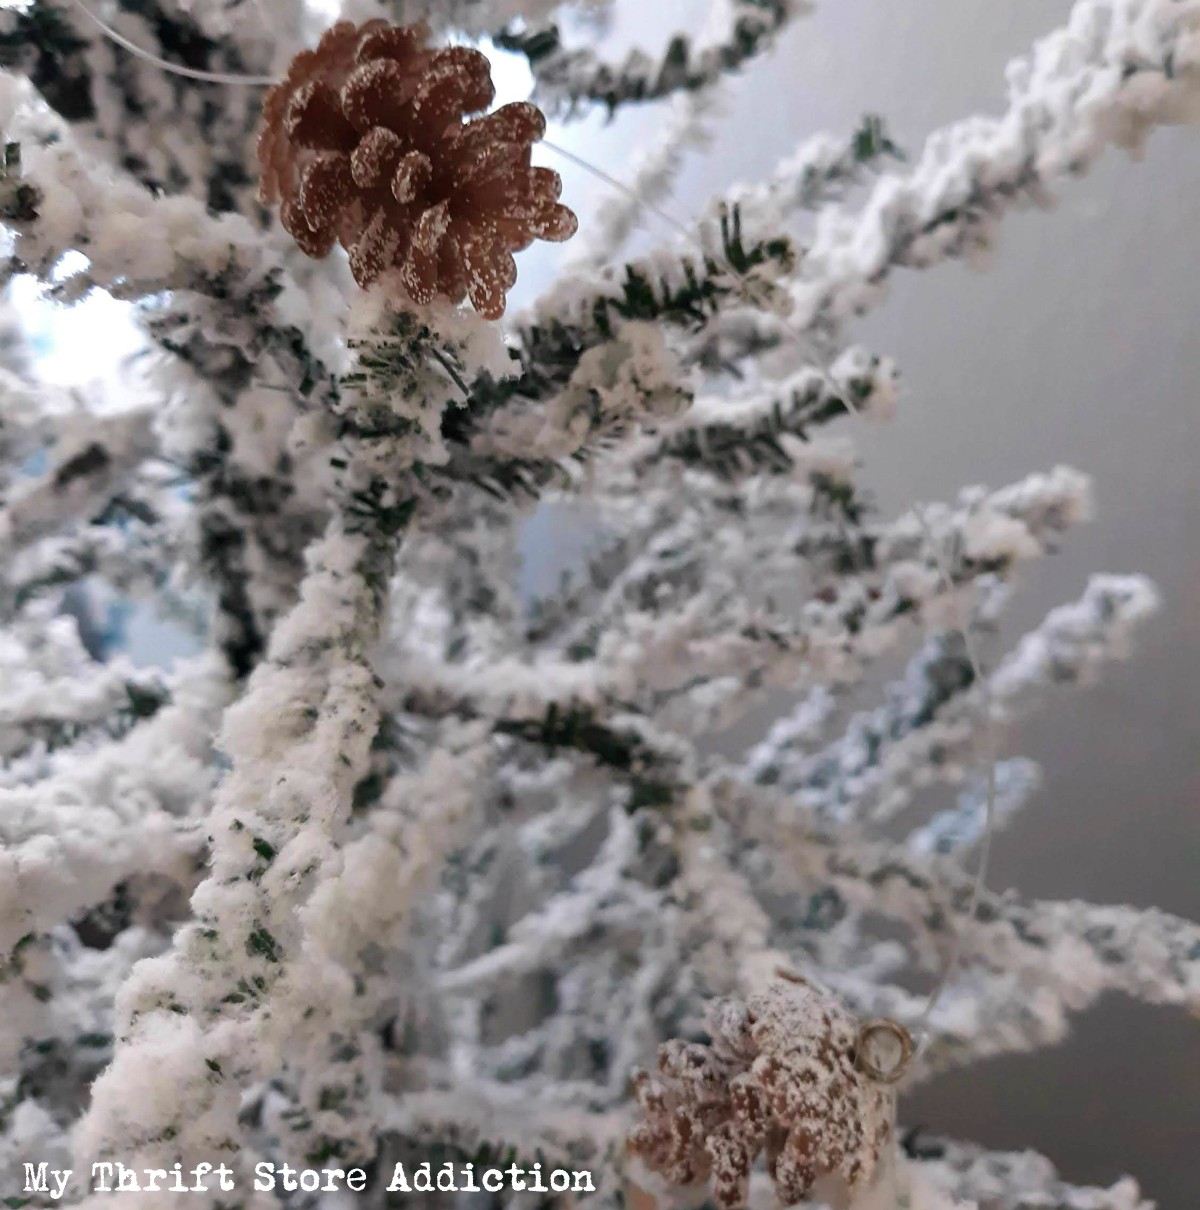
[0,145,39,224]
[591,206,795,340]
[496,704,678,812]
[852,114,905,166]
[245,926,280,964]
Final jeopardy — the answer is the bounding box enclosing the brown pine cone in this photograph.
[257,19,577,318]
[626,981,895,1209]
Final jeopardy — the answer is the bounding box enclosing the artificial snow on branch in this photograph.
[0,0,1195,1206]
[783,0,1200,334]
[911,1139,1154,1210]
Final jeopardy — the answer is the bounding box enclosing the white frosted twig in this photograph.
[590,467,1093,738]
[0,367,81,495]
[787,0,1200,331]
[0,601,168,761]
[1,924,166,1076]
[439,805,658,992]
[466,318,691,465]
[725,117,905,235]
[75,526,390,1173]
[751,574,1158,825]
[1,91,273,298]
[624,351,898,480]
[774,831,1200,1061]
[4,480,196,623]
[0,655,229,957]
[265,725,493,1162]
[908,757,1042,857]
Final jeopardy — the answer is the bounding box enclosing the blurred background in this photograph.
[11,0,1197,1203]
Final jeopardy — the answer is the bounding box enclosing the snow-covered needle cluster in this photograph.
[0,0,1197,1207]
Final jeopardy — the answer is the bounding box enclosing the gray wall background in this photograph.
[516,2,1199,1205]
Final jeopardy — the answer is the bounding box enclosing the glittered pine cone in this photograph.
[627,981,894,1209]
[257,19,577,318]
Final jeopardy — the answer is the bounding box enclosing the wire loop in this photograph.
[855,1018,916,1085]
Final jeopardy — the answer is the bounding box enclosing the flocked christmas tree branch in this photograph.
[496,0,807,117]
[1,79,340,672]
[74,300,512,1187]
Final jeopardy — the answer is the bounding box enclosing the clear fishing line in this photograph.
[68,0,278,83]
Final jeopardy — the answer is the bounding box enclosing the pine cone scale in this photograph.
[350,127,402,189]
[298,154,354,230]
[392,151,432,203]
[349,207,403,288]
[357,21,430,65]
[341,60,415,133]
[286,81,357,151]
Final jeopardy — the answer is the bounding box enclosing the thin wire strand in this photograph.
[68,0,278,85]
[541,133,1001,1051]
[541,138,698,242]
[835,401,998,1043]
[550,129,1003,1043]
[59,2,718,248]
[62,0,997,1084]
[541,90,1001,1049]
